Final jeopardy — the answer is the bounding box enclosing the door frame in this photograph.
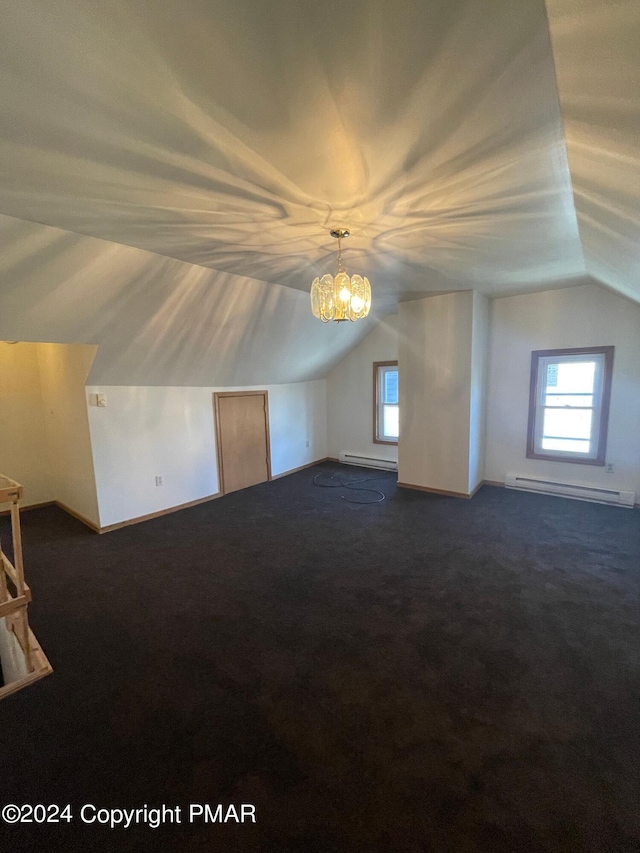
[212,391,272,495]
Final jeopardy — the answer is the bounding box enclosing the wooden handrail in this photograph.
[0,475,51,696]
[1,553,31,601]
[0,475,32,672]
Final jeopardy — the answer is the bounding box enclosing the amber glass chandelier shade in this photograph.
[310,271,372,322]
[310,229,372,322]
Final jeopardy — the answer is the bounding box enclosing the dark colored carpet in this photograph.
[1,461,639,852]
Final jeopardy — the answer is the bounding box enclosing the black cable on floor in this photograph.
[312,471,395,504]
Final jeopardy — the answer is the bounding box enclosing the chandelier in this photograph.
[310,229,371,322]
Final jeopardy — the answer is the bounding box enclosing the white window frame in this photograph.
[527,347,614,466]
[374,361,398,445]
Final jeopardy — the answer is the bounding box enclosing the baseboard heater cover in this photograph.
[505,474,635,508]
[338,452,398,472]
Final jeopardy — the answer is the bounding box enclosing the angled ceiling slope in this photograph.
[0,213,377,386]
[0,0,586,306]
[546,0,640,304]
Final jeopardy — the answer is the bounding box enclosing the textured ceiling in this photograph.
[546,0,640,304]
[0,212,377,385]
[0,0,591,307]
[0,0,637,388]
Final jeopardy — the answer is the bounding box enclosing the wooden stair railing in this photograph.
[0,475,52,699]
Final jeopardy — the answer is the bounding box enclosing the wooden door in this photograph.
[214,392,271,494]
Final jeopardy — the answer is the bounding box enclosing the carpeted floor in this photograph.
[0,461,639,852]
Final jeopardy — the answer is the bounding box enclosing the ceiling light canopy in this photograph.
[310,229,371,323]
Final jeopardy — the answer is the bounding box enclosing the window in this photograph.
[527,347,614,465]
[374,361,399,444]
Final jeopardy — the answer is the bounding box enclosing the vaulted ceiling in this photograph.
[0,0,637,384]
[546,0,640,305]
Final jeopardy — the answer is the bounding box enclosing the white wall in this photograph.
[327,315,399,462]
[398,292,477,495]
[486,283,640,497]
[0,342,53,506]
[87,380,327,528]
[38,344,100,526]
[268,382,327,478]
[468,292,490,492]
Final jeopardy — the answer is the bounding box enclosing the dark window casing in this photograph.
[526,346,614,466]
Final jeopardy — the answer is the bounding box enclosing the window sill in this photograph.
[526,450,605,466]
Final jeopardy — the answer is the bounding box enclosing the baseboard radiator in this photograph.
[505,473,635,508]
[339,452,398,472]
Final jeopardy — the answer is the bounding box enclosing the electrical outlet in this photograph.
[155,476,163,487]
[305,440,310,448]
[606,463,614,474]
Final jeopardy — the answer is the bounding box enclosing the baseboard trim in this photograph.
[270,457,329,481]
[0,500,55,516]
[37,459,331,535]
[396,479,487,500]
[397,482,474,499]
[1,499,101,531]
[102,458,329,531]
[469,480,484,498]
[98,492,223,534]
[100,457,330,531]
[55,501,101,533]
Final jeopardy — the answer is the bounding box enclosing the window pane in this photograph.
[543,408,593,441]
[545,360,596,396]
[383,405,399,438]
[545,394,594,407]
[383,370,398,405]
[529,348,612,463]
[541,437,591,453]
